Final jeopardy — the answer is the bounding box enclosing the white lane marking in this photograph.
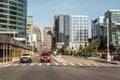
[30,63,34,66]
[100,63,109,66]
[13,64,19,66]
[55,63,59,65]
[47,63,50,66]
[38,63,42,66]
[85,63,93,66]
[92,63,101,66]
[22,64,26,66]
[4,64,12,67]
[62,63,67,65]
[70,63,75,66]
[78,63,85,66]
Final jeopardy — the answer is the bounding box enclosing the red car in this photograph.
[40,53,51,62]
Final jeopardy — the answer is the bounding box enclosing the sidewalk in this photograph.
[87,57,120,65]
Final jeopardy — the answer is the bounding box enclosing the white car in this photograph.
[20,53,32,63]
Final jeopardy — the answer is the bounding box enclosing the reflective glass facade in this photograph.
[59,15,64,42]
[0,0,27,40]
[105,10,120,48]
[70,16,88,43]
[54,15,88,49]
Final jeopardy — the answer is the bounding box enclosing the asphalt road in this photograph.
[0,56,120,80]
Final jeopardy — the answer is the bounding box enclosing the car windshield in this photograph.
[22,54,30,56]
[41,53,50,56]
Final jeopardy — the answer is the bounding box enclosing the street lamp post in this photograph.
[106,18,111,62]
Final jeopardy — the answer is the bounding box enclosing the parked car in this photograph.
[20,53,32,63]
[114,53,120,60]
[40,53,51,62]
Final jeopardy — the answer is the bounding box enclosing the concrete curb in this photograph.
[95,60,118,65]
[79,57,119,65]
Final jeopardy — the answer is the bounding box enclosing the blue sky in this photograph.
[28,0,120,35]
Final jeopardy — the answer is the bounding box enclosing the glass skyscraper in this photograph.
[69,15,88,49]
[105,10,120,48]
[91,16,106,40]
[0,0,27,43]
[54,15,88,50]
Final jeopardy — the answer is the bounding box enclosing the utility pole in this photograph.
[106,18,111,62]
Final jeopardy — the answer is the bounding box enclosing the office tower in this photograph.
[33,26,41,51]
[54,15,89,50]
[105,10,120,48]
[26,16,33,46]
[44,27,53,50]
[91,16,107,49]
[91,16,106,40]
[69,15,88,49]
[0,0,27,43]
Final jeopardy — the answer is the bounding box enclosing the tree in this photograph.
[79,44,83,52]
[86,40,100,56]
[87,40,100,52]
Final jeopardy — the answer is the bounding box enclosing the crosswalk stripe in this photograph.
[4,64,12,67]
[38,63,42,66]
[22,64,26,66]
[30,63,34,65]
[2,62,119,67]
[47,63,50,66]
[85,63,93,66]
[92,63,101,66]
[13,64,19,66]
[63,63,67,65]
[78,63,85,66]
[55,63,59,65]
[100,63,109,66]
[70,63,75,66]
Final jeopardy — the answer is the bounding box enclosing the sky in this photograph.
[27,0,120,36]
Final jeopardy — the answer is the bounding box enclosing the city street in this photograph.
[0,0,120,80]
[0,55,120,80]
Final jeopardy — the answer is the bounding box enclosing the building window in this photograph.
[0,19,7,23]
[9,11,17,15]
[18,0,23,3]
[0,9,7,13]
[0,0,8,3]
[9,6,17,10]
[0,14,7,18]
[9,1,17,6]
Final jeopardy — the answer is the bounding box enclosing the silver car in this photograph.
[20,53,32,63]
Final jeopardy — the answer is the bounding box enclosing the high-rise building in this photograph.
[69,15,88,49]
[54,15,65,43]
[54,15,69,49]
[91,16,106,40]
[54,15,89,50]
[0,0,27,43]
[26,16,33,46]
[91,16,107,49]
[44,27,53,50]
[33,26,41,51]
[105,10,120,48]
